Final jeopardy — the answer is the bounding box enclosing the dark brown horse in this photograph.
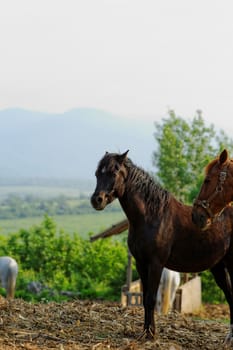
[192,149,233,230]
[91,151,233,343]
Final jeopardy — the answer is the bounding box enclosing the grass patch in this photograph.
[0,212,127,239]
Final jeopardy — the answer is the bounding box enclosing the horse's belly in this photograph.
[128,224,231,273]
[166,243,229,273]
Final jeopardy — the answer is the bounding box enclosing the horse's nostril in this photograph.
[97,196,103,204]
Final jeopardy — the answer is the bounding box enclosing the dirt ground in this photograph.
[0,298,232,350]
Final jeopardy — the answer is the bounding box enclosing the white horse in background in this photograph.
[156,267,180,314]
[0,256,18,299]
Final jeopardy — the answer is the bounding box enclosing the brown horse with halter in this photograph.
[192,149,233,230]
[91,151,233,344]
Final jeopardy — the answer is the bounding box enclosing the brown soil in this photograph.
[0,298,231,350]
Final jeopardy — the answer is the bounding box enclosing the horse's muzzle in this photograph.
[90,192,108,210]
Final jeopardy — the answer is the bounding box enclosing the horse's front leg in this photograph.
[137,261,163,339]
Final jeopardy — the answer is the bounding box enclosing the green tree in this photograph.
[152,110,233,204]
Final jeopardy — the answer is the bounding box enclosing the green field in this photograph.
[0,181,127,239]
[0,185,90,199]
[0,211,127,239]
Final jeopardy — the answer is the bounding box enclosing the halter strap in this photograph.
[193,162,229,220]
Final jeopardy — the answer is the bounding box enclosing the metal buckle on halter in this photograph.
[216,171,226,192]
[216,185,223,192]
[219,171,227,182]
[200,200,209,209]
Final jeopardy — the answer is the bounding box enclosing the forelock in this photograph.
[97,153,120,173]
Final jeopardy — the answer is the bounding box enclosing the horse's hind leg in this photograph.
[223,262,233,344]
[6,277,16,299]
[211,262,233,344]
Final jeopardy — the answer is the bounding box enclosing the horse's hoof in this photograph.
[147,328,155,339]
[136,329,147,341]
[137,328,155,341]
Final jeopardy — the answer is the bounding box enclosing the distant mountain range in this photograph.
[0,108,156,182]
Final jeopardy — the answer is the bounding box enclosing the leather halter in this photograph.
[193,162,229,220]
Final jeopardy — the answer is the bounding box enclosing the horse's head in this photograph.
[192,149,233,229]
[91,150,129,210]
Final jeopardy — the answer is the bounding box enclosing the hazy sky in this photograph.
[1,0,233,135]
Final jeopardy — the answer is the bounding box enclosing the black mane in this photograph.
[124,158,171,219]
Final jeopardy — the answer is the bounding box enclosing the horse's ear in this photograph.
[219,149,228,165]
[117,150,129,164]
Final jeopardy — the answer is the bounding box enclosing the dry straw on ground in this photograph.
[0,297,231,350]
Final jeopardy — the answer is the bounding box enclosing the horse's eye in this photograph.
[115,164,120,172]
[204,177,210,184]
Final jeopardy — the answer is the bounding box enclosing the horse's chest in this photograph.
[127,229,158,260]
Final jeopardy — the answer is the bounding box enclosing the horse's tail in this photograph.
[6,260,18,299]
[161,269,172,315]
[170,272,181,308]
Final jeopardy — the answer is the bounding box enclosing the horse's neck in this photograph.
[118,190,146,223]
[118,195,138,221]
[118,185,164,224]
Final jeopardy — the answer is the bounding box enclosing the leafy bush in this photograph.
[1,216,128,302]
[201,270,226,304]
[0,215,226,304]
